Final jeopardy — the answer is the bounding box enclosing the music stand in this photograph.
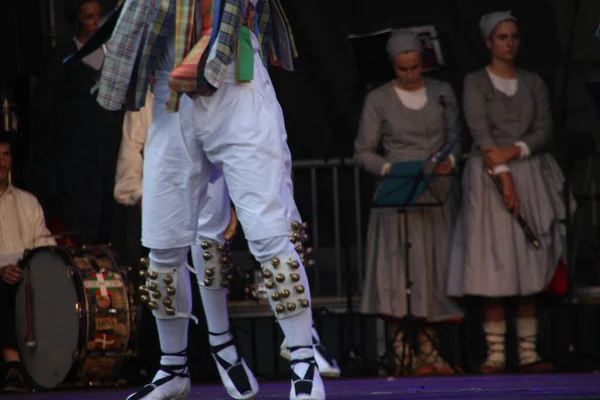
[371,154,458,376]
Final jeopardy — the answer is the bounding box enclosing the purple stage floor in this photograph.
[3,374,600,399]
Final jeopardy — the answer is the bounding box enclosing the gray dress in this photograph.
[447,69,568,297]
[355,78,465,322]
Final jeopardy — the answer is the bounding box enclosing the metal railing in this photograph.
[290,158,369,299]
[285,152,600,303]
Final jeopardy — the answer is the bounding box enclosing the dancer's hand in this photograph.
[224,207,238,241]
[499,172,519,215]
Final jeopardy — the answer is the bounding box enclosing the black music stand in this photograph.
[372,156,459,376]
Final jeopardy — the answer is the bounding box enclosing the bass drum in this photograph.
[14,245,140,389]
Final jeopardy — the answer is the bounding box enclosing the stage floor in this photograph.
[3,374,600,400]
[0,374,600,400]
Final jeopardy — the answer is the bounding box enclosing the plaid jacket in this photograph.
[97,0,297,112]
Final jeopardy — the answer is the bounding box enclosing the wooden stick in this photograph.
[24,267,37,348]
[486,168,541,249]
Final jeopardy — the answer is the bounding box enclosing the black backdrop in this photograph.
[271,0,562,161]
[0,0,565,162]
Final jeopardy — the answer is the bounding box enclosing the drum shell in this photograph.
[15,245,139,389]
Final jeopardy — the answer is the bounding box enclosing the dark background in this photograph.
[0,0,570,171]
[2,0,600,384]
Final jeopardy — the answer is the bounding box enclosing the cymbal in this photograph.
[42,231,79,239]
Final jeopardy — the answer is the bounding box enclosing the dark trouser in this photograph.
[0,280,18,354]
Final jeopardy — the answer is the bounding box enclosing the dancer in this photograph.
[116,90,340,384]
[75,0,326,399]
[447,11,567,373]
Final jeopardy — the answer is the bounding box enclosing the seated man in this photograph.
[115,91,341,380]
[0,133,56,392]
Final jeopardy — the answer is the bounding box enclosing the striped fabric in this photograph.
[266,0,297,68]
[97,0,298,112]
[96,0,155,111]
[165,0,197,110]
[168,0,218,97]
[132,0,174,108]
[203,0,244,88]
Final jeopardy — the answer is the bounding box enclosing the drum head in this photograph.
[15,249,80,389]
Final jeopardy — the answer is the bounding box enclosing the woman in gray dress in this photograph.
[355,32,464,375]
[447,11,566,373]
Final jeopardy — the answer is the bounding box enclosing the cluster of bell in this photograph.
[290,221,316,267]
[202,239,234,288]
[264,257,310,314]
[137,257,177,316]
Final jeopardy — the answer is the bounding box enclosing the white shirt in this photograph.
[486,67,518,97]
[394,86,427,110]
[73,37,105,72]
[114,91,153,206]
[0,185,56,268]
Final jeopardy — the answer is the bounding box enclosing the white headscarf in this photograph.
[479,11,517,40]
[386,31,423,59]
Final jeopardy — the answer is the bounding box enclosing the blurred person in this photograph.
[32,0,124,246]
[0,134,56,392]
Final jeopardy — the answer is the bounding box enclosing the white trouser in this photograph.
[142,73,229,248]
[180,68,287,240]
[179,59,301,262]
[143,66,301,252]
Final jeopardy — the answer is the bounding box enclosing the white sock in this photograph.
[249,237,315,378]
[483,321,506,365]
[191,245,238,365]
[517,318,538,364]
[149,248,192,380]
[202,287,239,365]
[311,325,320,344]
[279,308,314,378]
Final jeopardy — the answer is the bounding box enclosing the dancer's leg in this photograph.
[191,170,259,399]
[192,66,325,399]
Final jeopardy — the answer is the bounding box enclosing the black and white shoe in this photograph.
[288,345,325,400]
[126,351,191,400]
[210,330,259,399]
[2,362,29,393]
[281,329,341,378]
